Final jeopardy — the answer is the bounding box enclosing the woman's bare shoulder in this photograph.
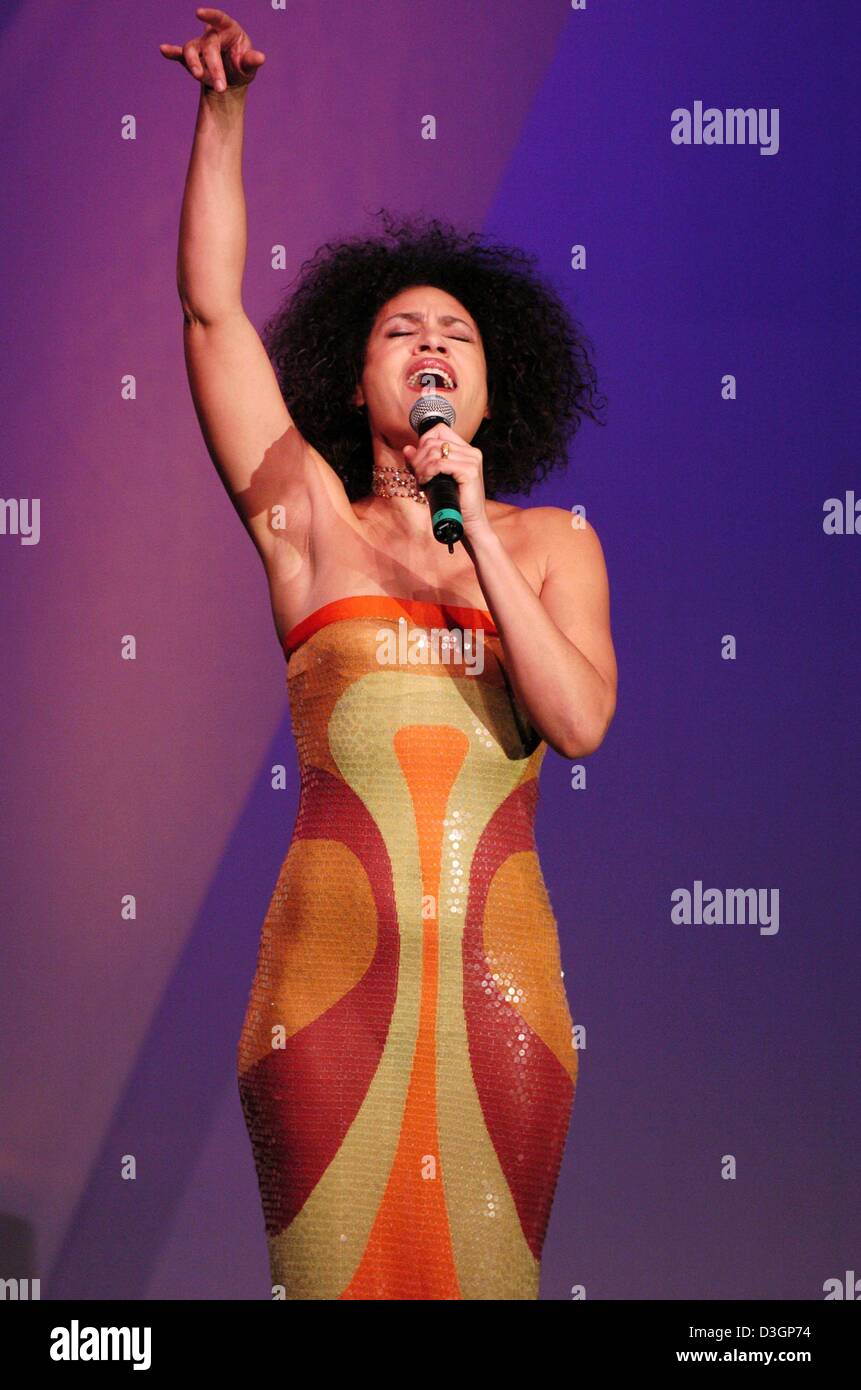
[487,498,580,536]
[487,501,606,583]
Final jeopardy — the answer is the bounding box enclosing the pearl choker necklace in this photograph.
[371,464,428,504]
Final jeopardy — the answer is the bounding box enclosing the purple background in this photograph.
[1,0,858,1300]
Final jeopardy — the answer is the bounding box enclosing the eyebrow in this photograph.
[380,311,476,333]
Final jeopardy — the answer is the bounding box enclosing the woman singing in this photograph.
[162,6,617,1300]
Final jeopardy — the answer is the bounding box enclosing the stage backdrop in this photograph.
[1,0,857,1300]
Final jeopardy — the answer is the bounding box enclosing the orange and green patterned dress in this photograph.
[237,595,579,1299]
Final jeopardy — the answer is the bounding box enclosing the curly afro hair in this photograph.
[261,209,606,502]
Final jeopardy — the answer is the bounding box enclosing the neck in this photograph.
[361,431,431,536]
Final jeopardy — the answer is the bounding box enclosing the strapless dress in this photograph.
[237,595,579,1299]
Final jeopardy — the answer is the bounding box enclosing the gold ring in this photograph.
[440,442,450,459]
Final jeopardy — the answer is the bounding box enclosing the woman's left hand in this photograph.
[402,424,490,540]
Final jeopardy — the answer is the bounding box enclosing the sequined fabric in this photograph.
[237,595,578,1299]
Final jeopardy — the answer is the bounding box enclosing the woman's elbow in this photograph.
[559,688,617,759]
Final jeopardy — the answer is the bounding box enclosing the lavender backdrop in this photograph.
[1,0,857,1300]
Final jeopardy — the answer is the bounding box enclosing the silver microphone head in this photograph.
[409,391,456,435]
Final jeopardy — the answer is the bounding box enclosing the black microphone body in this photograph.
[408,392,464,553]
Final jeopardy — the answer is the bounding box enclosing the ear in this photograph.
[352,384,365,408]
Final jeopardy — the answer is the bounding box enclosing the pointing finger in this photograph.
[196,7,231,28]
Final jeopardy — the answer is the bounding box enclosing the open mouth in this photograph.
[405,361,457,391]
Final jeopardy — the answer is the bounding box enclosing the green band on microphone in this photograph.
[431,507,463,527]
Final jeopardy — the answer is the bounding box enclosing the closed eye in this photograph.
[387,331,471,341]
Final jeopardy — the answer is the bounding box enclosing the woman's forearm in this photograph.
[177,84,249,324]
[466,527,613,760]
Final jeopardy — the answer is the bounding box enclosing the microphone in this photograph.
[408,386,464,553]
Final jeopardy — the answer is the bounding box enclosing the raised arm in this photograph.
[161,8,321,565]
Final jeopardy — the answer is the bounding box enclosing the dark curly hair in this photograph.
[261,209,606,501]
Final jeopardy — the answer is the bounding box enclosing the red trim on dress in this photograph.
[283,595,498,658]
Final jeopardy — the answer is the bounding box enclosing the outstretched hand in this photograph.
[159,7,265,90]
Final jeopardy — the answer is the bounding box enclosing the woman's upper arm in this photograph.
[182,306,328,561]
[537,508,618,714]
